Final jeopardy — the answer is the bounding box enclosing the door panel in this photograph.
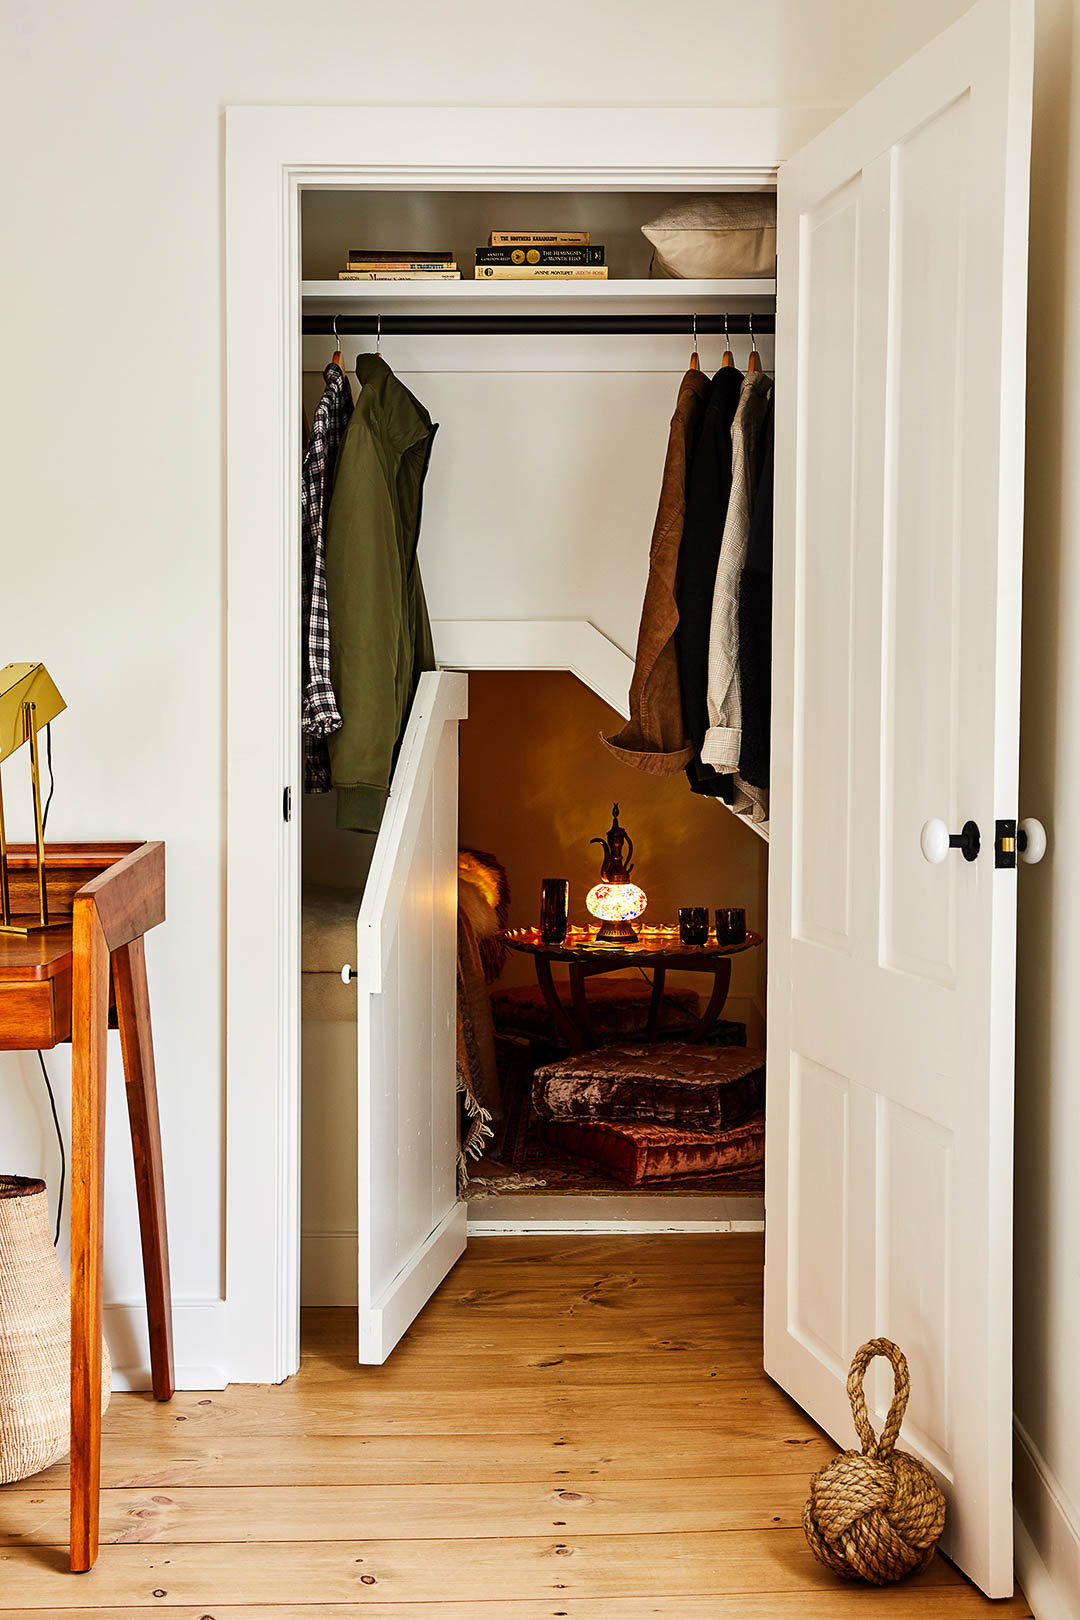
[355,671,468,1364]
[767,0,1032,1596]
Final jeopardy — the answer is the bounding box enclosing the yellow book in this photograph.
[473,265,609,280]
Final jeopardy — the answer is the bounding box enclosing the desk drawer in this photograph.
[0,981,62,1049]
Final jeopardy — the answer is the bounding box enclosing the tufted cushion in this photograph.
[492,979,701,1043]
[533,1042,765,1130]
[542,1113,765,1186]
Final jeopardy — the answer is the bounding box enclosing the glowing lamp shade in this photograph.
[586,804,645,942]
[586,882,647,943]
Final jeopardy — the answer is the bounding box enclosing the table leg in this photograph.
[70,901,109,1573]
[534,955,586,1053]
[646,966,667,1038]
[113,937,175,1403]
[568,964,598,1050]
[687,960,733,1043]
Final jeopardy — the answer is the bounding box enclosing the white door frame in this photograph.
[223,104,831,1384]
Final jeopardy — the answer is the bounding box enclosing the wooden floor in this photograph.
[0,1233,1032,1617]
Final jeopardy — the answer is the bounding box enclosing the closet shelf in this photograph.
[301,277,775,312]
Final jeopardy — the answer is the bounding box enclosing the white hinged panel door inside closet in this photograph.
[766,0,1032,1597]
[354,669,469,1364]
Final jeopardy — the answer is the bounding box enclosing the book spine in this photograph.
[347,250,455,262]
[489,231,590,246]
[476,246,605,266]
[473,265,609,280]
[346,261,459,271]
[337,270,463,281]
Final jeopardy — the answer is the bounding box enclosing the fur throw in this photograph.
[458,848,510,984]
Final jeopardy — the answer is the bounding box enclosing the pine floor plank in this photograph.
[94,1382,806,1438]
[0,1475,811,1545]
[0,1235,1029,1616]
[10,1426,834,1491]
[0,1528,970,1606]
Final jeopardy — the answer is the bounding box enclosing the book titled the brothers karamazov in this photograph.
[488,230,590,246]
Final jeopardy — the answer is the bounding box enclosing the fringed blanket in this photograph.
[456,849,511,1186]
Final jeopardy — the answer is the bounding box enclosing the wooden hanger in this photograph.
[721,311,735,369]
[689,313,700,371]
[747,312,761,374]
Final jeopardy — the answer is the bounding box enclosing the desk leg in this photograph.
[113,938,175,1403]
[70,901,109,1574]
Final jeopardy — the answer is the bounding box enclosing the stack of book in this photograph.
[338,250,461,281]
[474,231,608,280]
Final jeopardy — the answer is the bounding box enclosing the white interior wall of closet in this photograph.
[299,187,776,1305]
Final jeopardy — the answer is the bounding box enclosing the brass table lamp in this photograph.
[0,662,66,933]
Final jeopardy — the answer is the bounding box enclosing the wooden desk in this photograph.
[504,926,764,1052]
[0,842,172,1572]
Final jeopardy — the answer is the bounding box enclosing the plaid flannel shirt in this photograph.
[302,362,354,792]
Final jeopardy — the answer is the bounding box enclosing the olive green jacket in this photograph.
[325,354,437,832]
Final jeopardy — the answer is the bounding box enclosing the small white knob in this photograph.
[341,963,355,984]
[1018,818,1047,864]
[920,819,950,864]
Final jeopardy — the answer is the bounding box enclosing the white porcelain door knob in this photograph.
[1018,818,1047,864]
[920,819,951,863]
[341,963,355,984]
[921,818,981,863]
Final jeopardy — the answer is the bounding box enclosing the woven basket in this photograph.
[803,1338,946,1585]
[0,1174,111,1484]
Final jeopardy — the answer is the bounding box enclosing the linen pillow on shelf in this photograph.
[642,194,776,280]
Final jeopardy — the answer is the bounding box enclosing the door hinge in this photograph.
[995,819,1016,868]
[283,785,292,823]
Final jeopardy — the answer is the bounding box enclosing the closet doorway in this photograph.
[227,8,1033,1595]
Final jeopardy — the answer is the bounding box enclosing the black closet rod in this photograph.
[301,312,775,337]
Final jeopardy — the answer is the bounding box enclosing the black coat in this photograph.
[737,400,774,792]
[675,364,744,799]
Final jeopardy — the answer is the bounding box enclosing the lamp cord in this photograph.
[36,1052,66,1246]
[31,725,63,1244]
[41,722,54,831]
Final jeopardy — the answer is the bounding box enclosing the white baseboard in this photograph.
[104,1298,226,1392]
[1015,1417,1080,1620]
[301,1231,358,1307]
[468,1217,765,1234]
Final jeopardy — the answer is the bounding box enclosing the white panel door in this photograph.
[355,670,468,1364]
[766,0,1031,1597]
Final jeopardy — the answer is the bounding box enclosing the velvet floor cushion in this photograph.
[542,1113,765,1187]
[532,1042,765,1130]
[491,979,701,1042]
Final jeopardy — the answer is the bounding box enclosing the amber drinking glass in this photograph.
[714,906,747,946]
[540,879,570,945]
[678,907,710,946]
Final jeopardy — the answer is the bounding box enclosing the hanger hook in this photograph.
[748,311,757,354]
[724,311,732,354]
[332,314,341,358]
[376,312,382,355]
[692,312,698,357]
